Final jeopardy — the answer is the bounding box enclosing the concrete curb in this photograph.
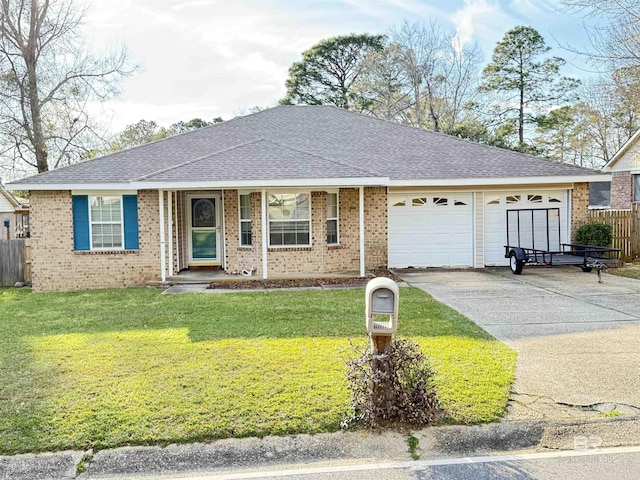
[2,416,639,479]
[0,450,84,480]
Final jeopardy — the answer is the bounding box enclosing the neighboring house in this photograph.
[602,128,640,209]
[8,106,608,292]
[0,183,29,239]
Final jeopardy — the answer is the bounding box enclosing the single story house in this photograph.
[8,106,608,292]
[602,127,640,208]
[0,183,29,239]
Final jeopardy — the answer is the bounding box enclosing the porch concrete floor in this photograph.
[167,269,363,284]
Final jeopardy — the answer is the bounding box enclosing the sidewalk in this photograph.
[2,417,640,480]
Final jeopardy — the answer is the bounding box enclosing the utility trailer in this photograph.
[504,208,620,280]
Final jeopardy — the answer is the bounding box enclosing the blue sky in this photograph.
[83,0,598,132]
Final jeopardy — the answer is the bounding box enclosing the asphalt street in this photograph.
[82,446,640,479]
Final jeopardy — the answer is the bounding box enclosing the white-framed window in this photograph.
[239,193,252,246]
[89,195,123,249]
[268,193,311,247]
[634,174,640,202]
[326,192,339,245]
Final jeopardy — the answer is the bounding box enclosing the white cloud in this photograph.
[509,0,557,17]
[451,0,516,50]
[76,0,590,134]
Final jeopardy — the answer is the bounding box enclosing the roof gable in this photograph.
[0,184,21,208]
[603,127,640,172]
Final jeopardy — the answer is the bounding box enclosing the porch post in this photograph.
[359,186,365,277]
[174,192,181,272]
[261,189,268,279]
[168,190,174,277]
[220,190,226,271]
[159,189,166,282]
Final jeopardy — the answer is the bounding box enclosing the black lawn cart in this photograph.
[503,208,620,281]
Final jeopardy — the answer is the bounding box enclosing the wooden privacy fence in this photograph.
[0,238,31,286]
[587,204,640,261]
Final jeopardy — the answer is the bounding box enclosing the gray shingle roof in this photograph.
[11,105,604,187]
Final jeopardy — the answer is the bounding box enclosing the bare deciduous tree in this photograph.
[561,0,640,70]
[389,21,483,133]
[354,43,412,122]
[0,0,132,174]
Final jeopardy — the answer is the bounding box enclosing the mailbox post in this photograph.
[365,277,399,354]
[365,277,400,412]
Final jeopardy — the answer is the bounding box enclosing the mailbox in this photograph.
[365,277,399,336]
[2,217,8,228]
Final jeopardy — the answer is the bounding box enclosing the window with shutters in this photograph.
[89,196,123,249]
[72,193,138,251]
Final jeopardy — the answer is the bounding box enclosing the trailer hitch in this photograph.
[587,261,608,283]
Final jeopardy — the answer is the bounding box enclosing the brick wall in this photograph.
[223,187,388,276]
[31,187,389,291]
[364,186,388,268]
[223,190,262,274]
[611,171,632,209]
[571,182,590,240]
[30,190,161,292]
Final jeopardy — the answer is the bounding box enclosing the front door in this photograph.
[188,194,220,265]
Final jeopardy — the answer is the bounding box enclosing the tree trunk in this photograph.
[26,0,48,172]
[429,102,440,132]
[519,84,525,145]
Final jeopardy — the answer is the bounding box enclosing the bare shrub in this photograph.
[344,338,442,428]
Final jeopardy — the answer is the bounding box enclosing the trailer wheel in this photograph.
[509,253,524,275]
[581,266,593,273]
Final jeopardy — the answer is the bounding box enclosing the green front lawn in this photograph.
[0,287,515,454]
[608,265,640,280]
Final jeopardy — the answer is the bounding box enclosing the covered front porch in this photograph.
[155,186,386,283]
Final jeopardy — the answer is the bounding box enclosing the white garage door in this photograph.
[484,190,570,266]
[388,193,473,268]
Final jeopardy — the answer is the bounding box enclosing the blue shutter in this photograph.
[123,194,139,250]
[72,195,90,251]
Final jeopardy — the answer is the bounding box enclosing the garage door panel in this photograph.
[388,193,473,268]
[484,190,569,266]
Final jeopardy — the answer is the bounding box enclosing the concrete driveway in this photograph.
[395,267,640,419]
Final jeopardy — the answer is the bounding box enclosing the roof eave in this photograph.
[389,174,611,187]
[7,177,389,191]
